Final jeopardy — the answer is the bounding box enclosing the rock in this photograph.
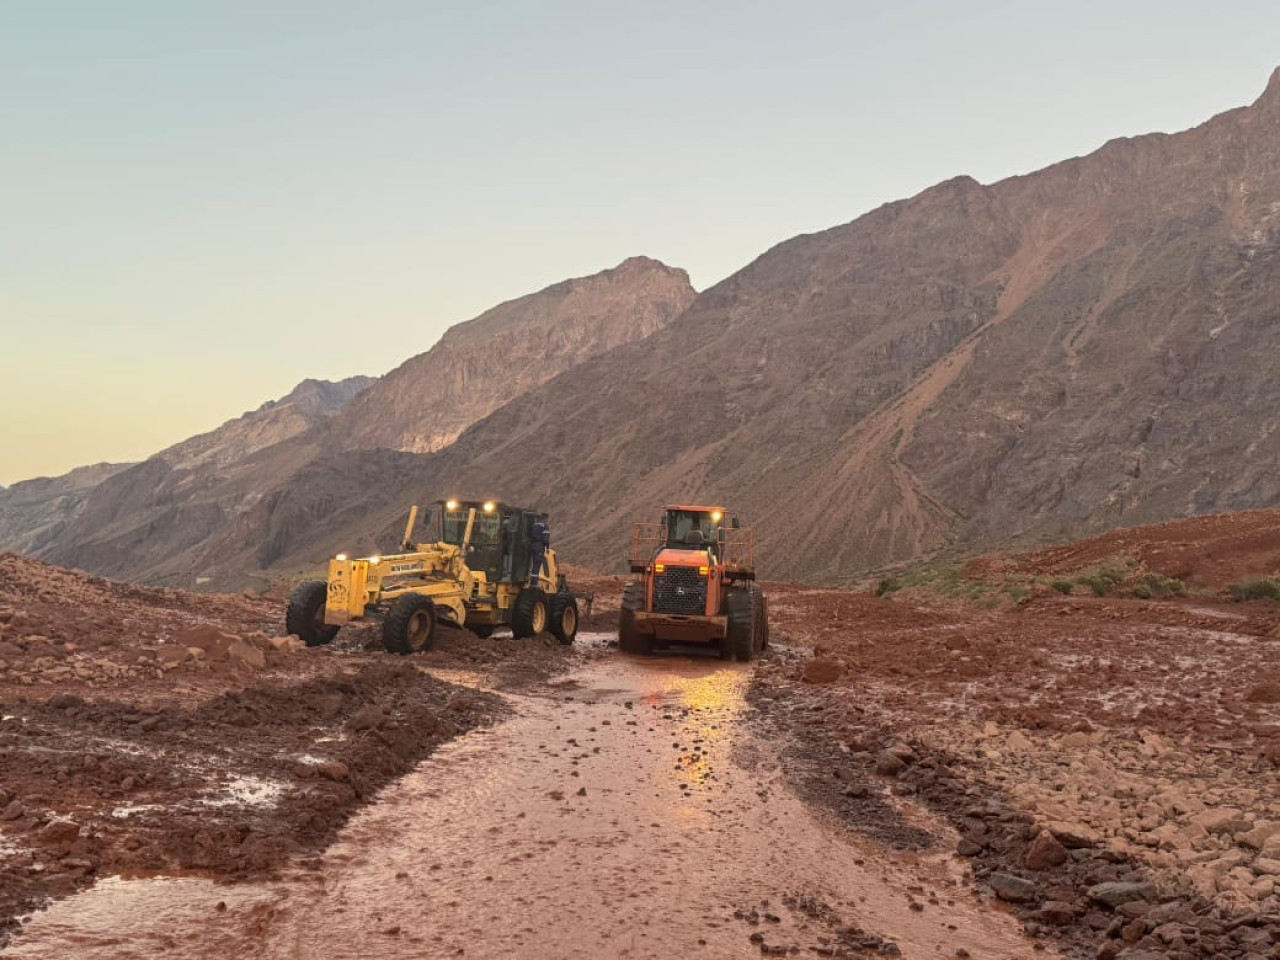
[884,742,915,762]
[316,761,349,782]
[38,818,81,844]
[0,799,24,821]
[1035,901,1075,926]
[801,658,843,684]
[1239,821,1280,850]
[1006,730,1033,751]
[242,631,274,651]
[873,752,906,777]
[1252,857,1280,876]
[270,635,305,652]
[47,693,84,711]
[1025,830,1070,870]
[988,873,1037,903]
[1087,881,1156,908]
[1045,820,1100,848]
[226,640,266,670]
[174,625,239,661]
[956,838,983,857]
[1190,808,1244,834]
[349,705,387,731]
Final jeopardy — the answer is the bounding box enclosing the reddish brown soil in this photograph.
[0,554,591,945]
[967,508,1280,588]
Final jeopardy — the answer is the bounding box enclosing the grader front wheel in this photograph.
[286,580,340,648]
[383,594,437,654]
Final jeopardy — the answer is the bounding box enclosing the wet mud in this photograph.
[9,654,1040,959]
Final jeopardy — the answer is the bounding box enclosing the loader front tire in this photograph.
[471,624,496,639]
[618,581,651,655]
[286,580,340,647]
[511,587,548,639]
[549,593,579,645]
[383,594,437,654]
[727,585,759,663]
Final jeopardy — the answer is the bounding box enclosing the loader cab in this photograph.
[664,505,726,557]
[435,499,542,584]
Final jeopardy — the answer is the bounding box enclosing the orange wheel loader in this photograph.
[619,505,768,661]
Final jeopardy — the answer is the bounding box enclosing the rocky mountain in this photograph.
[332,256,696,454]
[216,67,1280,584]
[0,463,133,557]
[11,258,694,586]
[13,72,1280,588]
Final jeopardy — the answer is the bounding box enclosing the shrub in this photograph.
[1228,579,1280,602]
[875,577,901,597]
[1132,573,1185,600]
[1049,579,1074,595]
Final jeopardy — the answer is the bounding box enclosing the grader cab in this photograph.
[286,499,585,654]
[618,504,768,661]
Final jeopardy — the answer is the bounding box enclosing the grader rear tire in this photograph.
[618,581,651,655]
[549,593,579,645]
[383,594,437,654]
[727,585,759,662]
[286,580,340,647]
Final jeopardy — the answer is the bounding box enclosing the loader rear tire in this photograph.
[511,587,548,639]
[618,581,651,655]
[286,580,339,648]
[549,593,579,645]
[383,594,437,654]
[727,585,758,663]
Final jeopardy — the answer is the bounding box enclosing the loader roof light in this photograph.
[336,554,347,562]
[369,556,381,565]
[445,499,459,510]
[711,510,722,523]
[699,565,709,576]
[482,501,495,512]
[654,562,665,573]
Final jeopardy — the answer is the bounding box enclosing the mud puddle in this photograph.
[10,655,1041,959]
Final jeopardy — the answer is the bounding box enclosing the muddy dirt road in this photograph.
[9,649,1037,959]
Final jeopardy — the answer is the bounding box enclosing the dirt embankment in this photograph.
[756,580,1280,959]
[967,508,1280,589]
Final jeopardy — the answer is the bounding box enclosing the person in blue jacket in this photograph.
[529,518,550,585]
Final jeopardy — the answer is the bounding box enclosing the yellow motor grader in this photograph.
[286,499,585,654]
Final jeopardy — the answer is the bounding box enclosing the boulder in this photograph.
[316,761,349,782]
[873,752,906,777]
[38,818,81,844]
[1025,830,1069,870]
[1045,820,1100,848]
[1087,881,1156,909]
[226,640,266,671]
[801,658,843,684]
[1034,901,1075,926]
[988,873,1037,903]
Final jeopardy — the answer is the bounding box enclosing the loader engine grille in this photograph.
[653,566,707,615]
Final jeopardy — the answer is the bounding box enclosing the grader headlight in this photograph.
[335,553,348,562]
[445,499,458,510]
[483,501,495,512]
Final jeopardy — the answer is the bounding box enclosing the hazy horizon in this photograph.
[3,1,1279,486]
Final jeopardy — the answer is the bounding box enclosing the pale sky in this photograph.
[2,1,1278,485]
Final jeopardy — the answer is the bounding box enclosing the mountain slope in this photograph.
[330,256,695,453]
[236,68,1280,584]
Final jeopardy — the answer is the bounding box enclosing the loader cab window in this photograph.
[665,510,722,553]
